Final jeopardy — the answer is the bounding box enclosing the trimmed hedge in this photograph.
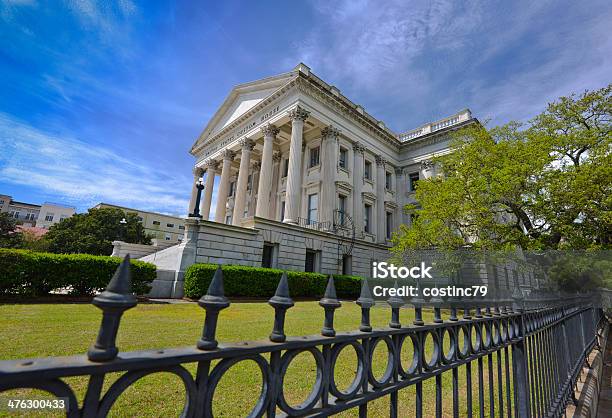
[0,249,156,296]
[184,263,362,299]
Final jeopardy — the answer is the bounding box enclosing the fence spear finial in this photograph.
[387,280,404,328]
[269,272,294,342]
[197,265,230,350]
[320,275,341,337]
[88,254,137,362]
[356,278,374,332]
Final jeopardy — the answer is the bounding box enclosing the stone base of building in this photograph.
[141,216,392,298]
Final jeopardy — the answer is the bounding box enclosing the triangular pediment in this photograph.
[191,69,300,153]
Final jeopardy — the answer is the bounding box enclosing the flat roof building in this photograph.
[92,203,186,243]
[0,194,75,228]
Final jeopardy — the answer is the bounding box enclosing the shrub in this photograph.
[183,263,362,299]
[0,249,156,296]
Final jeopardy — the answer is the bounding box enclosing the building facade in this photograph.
[142,64,478,298]
[0,194,75,228]
[92,203,186,243]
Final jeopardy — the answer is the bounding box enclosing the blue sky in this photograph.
[1,0,611,217]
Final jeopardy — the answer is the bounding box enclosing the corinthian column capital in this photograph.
[353,141,365,154]
[239,138,255,151]
[288,106,310,122]
[273,152,282,163]
[321,125,341,140]
[260,124,280,137]
[252,161,262,171]
[375,155,386,166]
[204,159,219,171]
[221,149,235,161]
[193,166,204,177]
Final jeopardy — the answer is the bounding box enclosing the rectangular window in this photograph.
[247,174,252,190]
[25,213,33,220]
[309,146,320,168]
[225,215,232,224]
[339,147,347,169]
[385,172,392,190]
[364,161,372,180]
[167,223,174,228]
[178,225,185,230]
[44,213,53,221]
[280,201,285,221]
[342,255,352,275]
[14,211,20,219]
[60,216,67,222]
[338,195,347,224]
[409,172,419,191]
[386,212,393,239]
[153,220,161,226]
[0,200,4,205]
[364,204,371,233]
[262,243,275,268]
[165,233,171,241]
[305,250,317,273]
[138,216,144,222]
[307,194,318,224]
[283,159,289,177]
[229,181,235,197]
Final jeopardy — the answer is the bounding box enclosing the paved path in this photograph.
[597,324,612,417]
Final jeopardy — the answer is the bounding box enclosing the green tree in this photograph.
[0,212,23,248]
[45,208,152,255]
[392,84,611,254]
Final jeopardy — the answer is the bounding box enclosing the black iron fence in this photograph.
[0,256,607,417]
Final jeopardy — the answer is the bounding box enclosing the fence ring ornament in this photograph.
[0,379,79,418]
[278,347,324,414]
[205,355,270,418]
[471,323,482,353]
[456,325,470,358]
[482,322,492,349]
[98,365,197,418]
[423,331,440,370]
[329,341,365,400]
[398,334,419,377]
[367,336,396,387]
[441,328,456,363]
[492,321,501,346]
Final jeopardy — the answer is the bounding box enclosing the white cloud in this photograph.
[0,113,190,215]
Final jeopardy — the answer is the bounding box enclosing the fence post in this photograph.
[511,294,531,418]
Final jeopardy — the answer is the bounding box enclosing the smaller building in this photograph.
[0,194,75,228]
[92,203,186,243]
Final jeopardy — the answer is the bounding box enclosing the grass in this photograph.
[0,302,513,417]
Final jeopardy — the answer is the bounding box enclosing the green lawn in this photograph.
[0,302,511,417]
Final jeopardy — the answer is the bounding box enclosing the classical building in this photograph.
[92,203,186,243]
[142,63,478,298]
[0,194,75,228]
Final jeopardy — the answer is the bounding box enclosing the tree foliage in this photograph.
[0,212,23,248]
[45,208,152,255]
[393,84,611,253]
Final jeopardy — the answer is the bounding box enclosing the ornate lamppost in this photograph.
[189,179,205,218]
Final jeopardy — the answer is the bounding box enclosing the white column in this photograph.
[256,124,279,218]
[284,106,309,224]
[214,149,234,223]
[270,152,281,219]
[375,155,386,243]
[188,167,203,215]
[395,168,407,225]
[319,126,340,226]
[352,142,364,235]
[248,161,261,217]
[200,160,218,220]
[232,138,254,226]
